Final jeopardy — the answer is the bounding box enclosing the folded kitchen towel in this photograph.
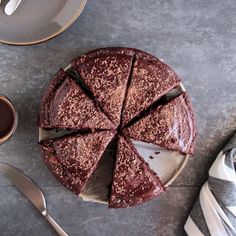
[184,132,236,236]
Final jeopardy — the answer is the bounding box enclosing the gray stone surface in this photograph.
[0,186,199,236]
[0,0,235,235]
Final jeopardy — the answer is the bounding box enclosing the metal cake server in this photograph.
[4,0,22,16]
[0,163,68,236]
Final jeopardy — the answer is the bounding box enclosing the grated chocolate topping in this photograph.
[39,47,196,208]
[40,130,115,195]
[109,135,165,208]
[71,47,136,65]
[40,139,82,195]
[72,53,134,127]
[122,55,181,126]
[50,78,114,130]
[124,93,196,155]
[38,69,68,129]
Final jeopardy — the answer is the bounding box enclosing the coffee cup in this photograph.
[0,95,18,145]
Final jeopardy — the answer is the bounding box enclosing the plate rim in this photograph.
[0,0,87,46]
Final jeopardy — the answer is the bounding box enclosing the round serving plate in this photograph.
[0,0,87,45]
[39,64,189,204]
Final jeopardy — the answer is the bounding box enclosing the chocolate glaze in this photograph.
[71,47,136,65]
[72,47,181,127]
[72,52,134,127]
[40,130,115,195]
[121,54,180,126]
[124,93,196,155]
[40,140,82,195]
[50,78,114,130]
[109,135,165,208]
[39,47,196,208]
[38,69,68,129]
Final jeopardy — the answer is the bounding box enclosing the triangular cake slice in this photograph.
[109,135,165,208]
[121,54,180,126]
[40,139,83,195]
[38,69,68,129]
[49,78,114,130]
[40,131,115,195]
[72,52,134,127]
[123,93,196,155]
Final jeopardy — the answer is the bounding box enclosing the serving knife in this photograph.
[0,163,68,236]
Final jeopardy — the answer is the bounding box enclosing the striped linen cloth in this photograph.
[185,132,236,236]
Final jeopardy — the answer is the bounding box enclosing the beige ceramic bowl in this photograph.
[0,0,87,45]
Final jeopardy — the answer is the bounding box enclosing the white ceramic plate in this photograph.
[0,0,87,45]
[39,65,189,204]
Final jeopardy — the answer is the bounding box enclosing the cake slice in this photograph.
[39,69,68,129]
[72,53,134,127]
[109,135,165,208]
[49,78,114,130]
[40,130,115,195]
[123,93,196,155]
[40,139,83,195]
[121,54,180,126]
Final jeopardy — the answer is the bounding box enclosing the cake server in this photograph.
[4,0,22,16]
[0,163,68,236]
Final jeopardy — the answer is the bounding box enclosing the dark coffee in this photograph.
[0,98,14,139]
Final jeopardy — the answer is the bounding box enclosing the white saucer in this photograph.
[0,0,87,45]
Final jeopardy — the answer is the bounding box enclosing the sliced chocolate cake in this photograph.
[40,130,115,195]
[109,135,165,208]
[123,93,196,155]
[72,53,134,127]
[39,47,197,208]
[39,69,68,129]
[121,54,180,126]
[50,78,114,130]
[40,140,83,195]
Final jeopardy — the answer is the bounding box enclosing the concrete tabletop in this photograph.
[0,0,236,235]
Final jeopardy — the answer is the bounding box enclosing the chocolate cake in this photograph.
[124,93,196,154]
[72,53,134,127]
[121,54,181,126]
[49,78,114,130]
[109,135,165,208]
[40,130,115,195]
[39,47,196,208]
[72,48,136,62]
[39,69,68,129]
[40,140,83,195]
